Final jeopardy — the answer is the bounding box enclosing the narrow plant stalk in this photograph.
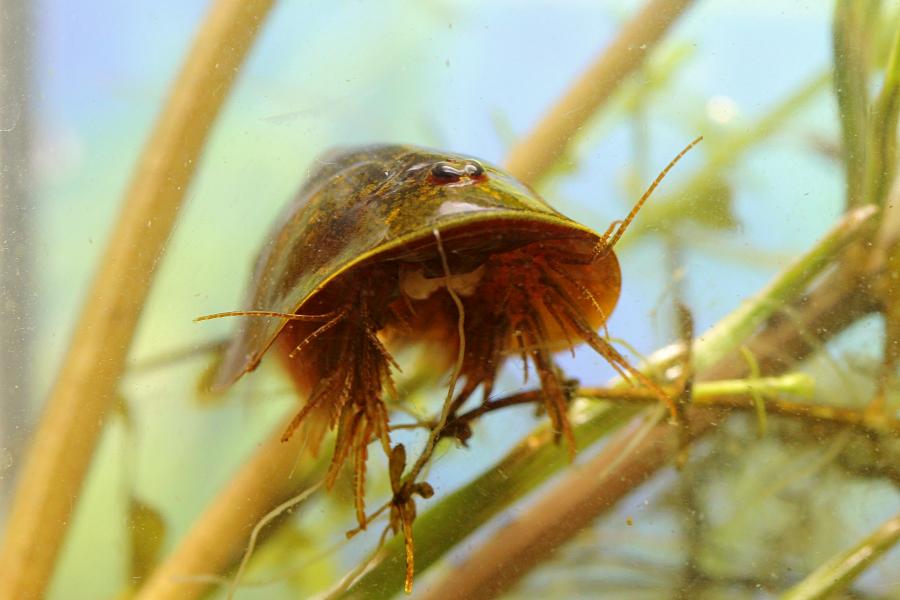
[341,204,877,599]
[693,373,815,399]
[832,0,870,208]
[780,512,900,600]
[503,0,695,185]
[739,346,769,435]
[581,372,815,401]
[582,374,900,436]
[0,2,276,598]
[863,16,900,206]
[134,417,319,600]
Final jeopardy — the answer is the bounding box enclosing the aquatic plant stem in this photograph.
[863,14,900,207]
[0,2,276,598]
[832,0,871,208]
[504,0,695,185]
[582,374,900,436]
[781,512,900,600]
[436,374,899,438]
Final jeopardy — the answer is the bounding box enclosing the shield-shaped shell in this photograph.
[208,145,645,527]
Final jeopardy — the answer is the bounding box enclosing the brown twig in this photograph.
[503,0,695,185]
[0,2,276,598]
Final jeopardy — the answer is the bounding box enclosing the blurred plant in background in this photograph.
[0,1,899,599]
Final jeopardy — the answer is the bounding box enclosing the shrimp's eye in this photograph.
[431,161,464,182]
[430,160,486,184]
[462,160,484,178]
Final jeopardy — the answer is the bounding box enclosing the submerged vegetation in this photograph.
[1,1,899,599]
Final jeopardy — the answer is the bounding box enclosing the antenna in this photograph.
[606,135,703,248]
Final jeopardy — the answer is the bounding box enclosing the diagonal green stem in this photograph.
[833,0,871,208]
[692,204,876,373]
[863,15,900,206]
[780,512,900,600]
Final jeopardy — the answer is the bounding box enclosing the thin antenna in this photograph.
[606,135,703,248]
[193,310,338,323]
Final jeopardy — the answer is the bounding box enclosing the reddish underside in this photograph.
[276,235,618,390]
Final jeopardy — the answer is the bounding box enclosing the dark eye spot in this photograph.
[462,160,484,178]
[430,159,487,184]
[431,161,464,182]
